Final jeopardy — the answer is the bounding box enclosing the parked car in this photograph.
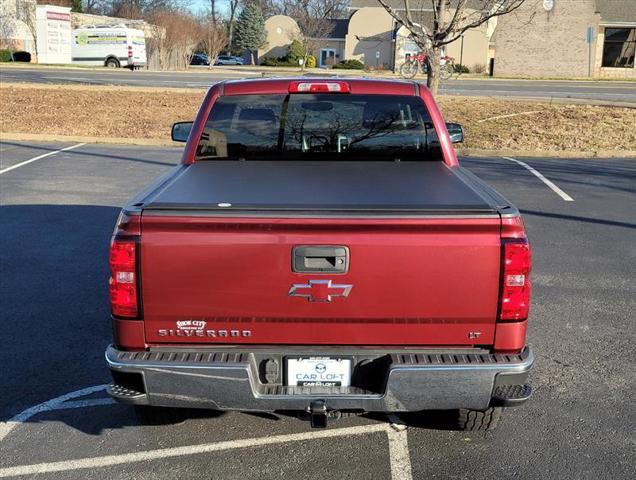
[214,55,244,65]
[106,78,533,431]
[190,53,210,66]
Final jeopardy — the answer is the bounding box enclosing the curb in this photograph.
[457,148,636,158]
[0,82,208,94]
[0,133,178,147]
[3,133,635,158]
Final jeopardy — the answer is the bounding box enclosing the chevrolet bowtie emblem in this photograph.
[288,279,353,302]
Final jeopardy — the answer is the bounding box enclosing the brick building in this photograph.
[494,0,635,78]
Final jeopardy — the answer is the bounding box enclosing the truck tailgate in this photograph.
[140,161,502,346]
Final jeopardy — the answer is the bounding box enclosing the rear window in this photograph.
[195,94,442,161]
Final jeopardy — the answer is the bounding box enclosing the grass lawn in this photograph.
[2,83,635,153]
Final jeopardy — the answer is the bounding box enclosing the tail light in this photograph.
[128,45,133,58]
[499,238,531,321]
[109,238,139,318]
[289,81,350,93]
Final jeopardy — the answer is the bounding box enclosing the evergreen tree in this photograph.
[234,1,267,63]
[71,0,83,13]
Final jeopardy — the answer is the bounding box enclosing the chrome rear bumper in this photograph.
[106,345,533,412]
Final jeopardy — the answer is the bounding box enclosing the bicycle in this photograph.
[399,52,455,80]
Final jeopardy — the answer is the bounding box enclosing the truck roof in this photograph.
[220,77,421,96]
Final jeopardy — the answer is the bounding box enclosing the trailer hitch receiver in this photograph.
[309,400,328,428]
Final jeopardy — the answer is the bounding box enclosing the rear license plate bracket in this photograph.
[285,357,352,387]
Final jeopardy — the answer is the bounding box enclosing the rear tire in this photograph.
[134,405,186,425]
[399,61,418,79]
[440,63,454,80]
[105,57,120,68]
[456,407,502,431]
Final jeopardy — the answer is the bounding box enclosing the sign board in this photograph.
[375,51,380,59]
[35,5,72,64]
[543,0,554,11]
[586,26,594,44]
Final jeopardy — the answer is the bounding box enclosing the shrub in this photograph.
[287,40,304,62]
[453,63,470,73]
[261,56,297,67]
[332,59,364,70]
[0,49,14,62]
[12,51,31,63]
[472,63,486,74]
[261,57,278,66]
[305,55,316,68]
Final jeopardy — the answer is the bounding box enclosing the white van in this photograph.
[72,24,147,69]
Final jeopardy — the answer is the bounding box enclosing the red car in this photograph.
[106,78,533,429]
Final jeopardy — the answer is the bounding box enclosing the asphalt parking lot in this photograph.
[1,141,634,479]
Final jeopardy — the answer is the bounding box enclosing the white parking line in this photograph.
[0,143,85,175]
[387,427,413,480]
[1,385,413,479]
[503,156,574,201]
[0,384,107,442]
[0,423,398,478]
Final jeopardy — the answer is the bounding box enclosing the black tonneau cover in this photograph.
[143,161,504,214]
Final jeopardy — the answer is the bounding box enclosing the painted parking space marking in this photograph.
[0,143,85,175]
[387,427,413,480]
[0,422,409,479]
[0,384,107,442]
[0,385,413,479]
[503,156,574,201]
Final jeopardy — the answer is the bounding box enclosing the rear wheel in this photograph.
[105,57,120,68]
[134,405,186,425]
[456,407,503,431]
[399,61,418,79]
[440,63,454,80]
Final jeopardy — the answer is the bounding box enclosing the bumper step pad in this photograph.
[492,384,533,406]
[107,383,147,404]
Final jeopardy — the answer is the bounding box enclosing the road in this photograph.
[1,141,635,479]
[2,65,636,104]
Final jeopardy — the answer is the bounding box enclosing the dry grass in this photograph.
[439,97,636,151]
[0,84,204,140]
[2,83,635,152]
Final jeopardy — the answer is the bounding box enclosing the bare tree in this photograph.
[16,0,38,59]
[226,0,241,54]
[146,8,200,70]
[199,14,227,67]
[269,0,349,18]
[210,0,217,24]
[376,0,527,93]
[0,3,18,50]
[288,17,332,69]
[283,0,344,69]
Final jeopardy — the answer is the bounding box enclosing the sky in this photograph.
[189,0,232,16]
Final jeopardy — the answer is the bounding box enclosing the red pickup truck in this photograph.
[106,78,533,430]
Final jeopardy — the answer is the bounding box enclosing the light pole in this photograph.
[459,33,465,69]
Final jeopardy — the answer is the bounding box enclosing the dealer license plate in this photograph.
[286,357,352,387]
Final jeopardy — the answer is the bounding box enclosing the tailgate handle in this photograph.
[293,246,349,273]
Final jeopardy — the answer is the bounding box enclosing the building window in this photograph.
[602,28,635,68]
